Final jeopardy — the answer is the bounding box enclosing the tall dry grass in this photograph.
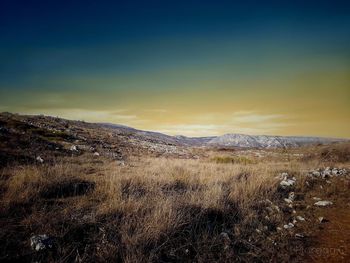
[1,147,348,262]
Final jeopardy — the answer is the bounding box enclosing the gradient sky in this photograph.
[0,0,349,137]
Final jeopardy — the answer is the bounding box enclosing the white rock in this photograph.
[314,201,333,207]
[265,199,273,205]
[296,216,305,221]
[93,152,100,156]
[273,205,280,212]
[280,179,295,189]
[283,223,294,229]
[313,197,322,201]
[116,160,125,166]
[332,169,339,175]
[288,192,295,200]
[280,172,289,179]
[36,156,44,163]
[284,198,293,204]
[312,171,320,177]
[318,217,325,223]
[295,233,304,238]
[70,145,78,151]
[30,234,53,251]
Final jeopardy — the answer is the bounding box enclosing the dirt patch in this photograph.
[305,204,350,263]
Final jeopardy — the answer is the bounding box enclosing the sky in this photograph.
[0,0,349,137]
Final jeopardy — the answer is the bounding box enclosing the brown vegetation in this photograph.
[1,143,349,262]
[0,113,349,262]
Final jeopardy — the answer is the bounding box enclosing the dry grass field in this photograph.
[1,142,349,262]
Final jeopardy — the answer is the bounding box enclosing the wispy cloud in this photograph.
[144,109,168,113]
[232,111,284,123]
[155,111,292,136]
[157,124,225,136]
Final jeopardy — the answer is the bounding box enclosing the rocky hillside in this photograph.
[0,112,346,166]
[98,122,345,148]
[206,134,345,148]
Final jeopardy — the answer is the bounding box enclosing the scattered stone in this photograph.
[284,192,295,203]
[313,197,322,201]
[255,229,262,234]
[30,234,54,251]
[36,156,44,163]
[284,198,293,204]
[288,192,295,200]
[295,233,305,238]
[273,205,280,212]
[296,216,305,221]
[283,223,294,229]
[314,201,333,207]
[116,160,125,166]
[280,179,296,189]
[70,145,78,151]
[318,217,327,223]
[279,173,297,189]
[93,152,100,156]
[265,199,273,205]
[279,172,289,180]
[309,167,347,179]
[277,227,282,231]
[312,171,320,177]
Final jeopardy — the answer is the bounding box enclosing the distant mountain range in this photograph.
[99,123,346,148]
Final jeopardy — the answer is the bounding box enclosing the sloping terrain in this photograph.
[206,134,345,148]
[0,112,349,262]
[1,112,345,159]
[0,113,195,167]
